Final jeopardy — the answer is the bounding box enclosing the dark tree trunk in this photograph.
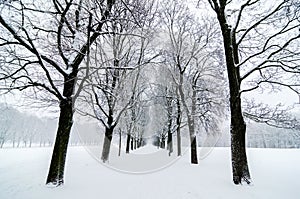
[46,98,73,185]
[187,119,198,164]
[166,94,173,156]
[160,136,166,149]
[178,74,198,164]
[190,135,198,164]
[214,4,251,184]
[176,98,182,156]
[131,137,134,150]
[126,133,131,153]
[167,110,173,156]
[101,126,114,162]
[0,139,4,148]
[137,138,140,148]
[167,130,173,156]
[230,97,250,184]
[118,130,121,156]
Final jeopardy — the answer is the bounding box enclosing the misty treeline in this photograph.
[0,103,96,148]
[1,102,299,149]
[0,0,299,186]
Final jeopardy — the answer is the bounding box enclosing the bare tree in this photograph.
[161,0,225,164]
[0,0,115,185]
[206,0,300,184]
[77,0,158,162]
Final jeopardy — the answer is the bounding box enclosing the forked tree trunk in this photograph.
[178,74,198,164]
[46,98,73,185]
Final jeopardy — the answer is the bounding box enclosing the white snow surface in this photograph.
[0,146,300,199]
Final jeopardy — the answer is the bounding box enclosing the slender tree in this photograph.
[161,0,224,164]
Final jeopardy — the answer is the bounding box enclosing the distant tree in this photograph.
[77,0,158,162]
[161,0,225,164]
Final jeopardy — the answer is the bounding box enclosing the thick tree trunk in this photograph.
[215,5,251,184]
[230,97,250,184]
[101,126,114,162]
[126,133,131,153]
[46,98,73,185]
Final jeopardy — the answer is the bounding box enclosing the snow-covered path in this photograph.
[0,146,299,199]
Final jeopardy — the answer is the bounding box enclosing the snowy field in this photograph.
[0,146,300,199]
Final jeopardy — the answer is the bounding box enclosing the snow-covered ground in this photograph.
[0,146,299,199]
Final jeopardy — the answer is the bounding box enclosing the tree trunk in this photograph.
[0,139,4,148]
[167,130,173,156]
[187,117,198,164]
[215,6,251,184]
[160,136,166,149]
[167,111,173,156]
[118,130,121,156]
[176,97,182,156]
[230,98,250,184]
[46,98,73,185]
[126,133,131,153]
[178,74,198,164]
[101,126,114,162]
[131,137,134,150]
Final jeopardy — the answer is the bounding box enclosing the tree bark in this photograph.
[131,137,134,150]
[187,116,198,164]
[46,98,73,185]
[176,97,182,156]
[178,73,198,164]
[167,131,173,156]
[118,130,121,156]
[101,126,114,162]
[126,133,131,153]
[160,136,166,149]
[214,4,251,184]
